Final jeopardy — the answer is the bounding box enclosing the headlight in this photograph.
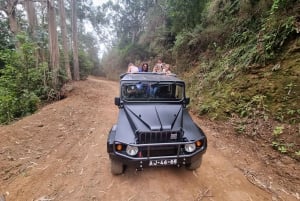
[126,145,138,156]
[184,143,196,153]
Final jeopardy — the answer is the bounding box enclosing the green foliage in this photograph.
[146,28,175,62]
[261,16,296,60]
[270,0,293,15]
[69,49,95,80]
[101,42,154,79]
[0,20,14,50]
[278,145,288,153]
[172,30,192,71]
[102,0,300,125]
[78,50,93,79]
[99,0,300,160]
[253,0,298,61]
[271,123,296,156]
[108,0,155,46]
[0,53,43,124]
[273,125,284,137]
[0,88,16,123]
[101,48,124,80]
[235,123,246,134]
[167,0,208,34]
[223,2,297,68]
[0,35,53,124]
[272,141,295,154]
[238,95,268,118]
[120,43,151,65]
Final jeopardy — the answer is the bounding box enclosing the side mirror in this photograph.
[114,97,121,106]
[184,97,190,105]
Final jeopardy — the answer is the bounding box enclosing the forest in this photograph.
[0,0,299,159]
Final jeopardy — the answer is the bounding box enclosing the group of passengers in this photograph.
[127,59,172,75]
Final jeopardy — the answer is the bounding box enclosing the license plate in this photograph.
[149,159,177,166]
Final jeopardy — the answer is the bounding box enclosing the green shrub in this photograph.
[0,37,53,124]
[79,50,93,79]
[0,88,16,123]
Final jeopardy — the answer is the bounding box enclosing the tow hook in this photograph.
[136,161,143,171]
[182,157,186,165]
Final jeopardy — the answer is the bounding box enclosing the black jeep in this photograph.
[107,72,207,174]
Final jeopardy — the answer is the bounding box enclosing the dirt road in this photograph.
[0,77,299,201]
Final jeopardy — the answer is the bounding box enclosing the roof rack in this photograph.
[120,72,177,79]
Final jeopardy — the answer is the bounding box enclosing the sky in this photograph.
[90,0,114,59]
[92,0,111,7]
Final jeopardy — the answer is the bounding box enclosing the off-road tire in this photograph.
[186,156,202,170]
[110,159,124,175]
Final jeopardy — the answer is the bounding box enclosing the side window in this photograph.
[175,84,184,99]
[154,84,184,100]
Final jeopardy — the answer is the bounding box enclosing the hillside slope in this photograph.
[184,27,300,161]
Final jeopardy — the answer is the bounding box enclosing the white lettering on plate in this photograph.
[149,159,177,166]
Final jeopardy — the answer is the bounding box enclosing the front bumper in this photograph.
[108,141,207,169]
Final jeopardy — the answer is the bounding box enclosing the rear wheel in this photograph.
[110,159,124,175]
[186,156,202,170]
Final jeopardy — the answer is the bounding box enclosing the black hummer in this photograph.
[107,72,207,174]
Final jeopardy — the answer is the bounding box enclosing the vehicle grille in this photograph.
[138,131,182,144]
[141,145,179,157]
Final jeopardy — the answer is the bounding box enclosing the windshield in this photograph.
[121,82,184,101]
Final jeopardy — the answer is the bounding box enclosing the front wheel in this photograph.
[186,156,202,170]
[110,158,124,175]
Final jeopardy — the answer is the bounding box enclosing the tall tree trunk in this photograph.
[8,9,18,35]
[59,0,72,80]
[72,0,80,81]
[5,0,19,35]
[24,0,37,37]
[24,0,39,68]
[47,0,60,87]
[39,1,48,65]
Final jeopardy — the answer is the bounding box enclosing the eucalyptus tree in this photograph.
[71,0,80,81]
[111,0,156,46]
[0,0,19,35]
[79,32,100,72]
[0,15,14,50]
[47,0,60,86]
[87,1,112,47]
[59,0,72,80]
[24,0,38,37]
[139,0,172,56]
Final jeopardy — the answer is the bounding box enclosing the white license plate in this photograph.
[149,159,177,166]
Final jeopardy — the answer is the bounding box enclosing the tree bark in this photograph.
[72,0,80,81]
[5,0,19,34]
[24,0,40,68]
[47,0,60,87]
[59,0,72,80]
[24,0,37,37]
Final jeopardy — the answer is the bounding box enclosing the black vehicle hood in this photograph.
[124,104,182,131]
